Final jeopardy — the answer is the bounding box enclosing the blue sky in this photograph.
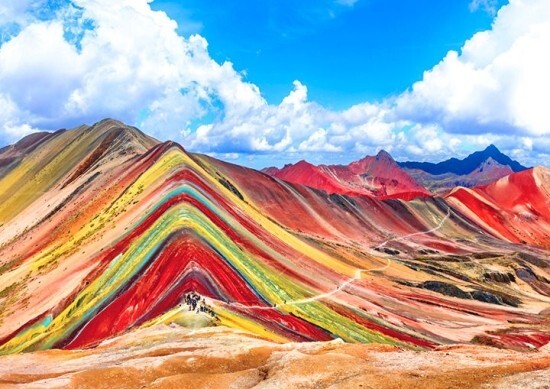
[151,0,498,108]
[0,0,549,168]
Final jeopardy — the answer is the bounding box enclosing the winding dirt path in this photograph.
[215,207,452,311]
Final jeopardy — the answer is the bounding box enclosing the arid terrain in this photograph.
[2,0,550,387]
[0,120,549,388]
[0,324,548,388]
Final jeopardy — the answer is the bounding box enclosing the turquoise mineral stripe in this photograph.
[129,179,334,288]
[3,196,403,353]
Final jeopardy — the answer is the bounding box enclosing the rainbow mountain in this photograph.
[0,119,549,354]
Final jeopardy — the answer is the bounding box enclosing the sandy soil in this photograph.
[0,324,548,389]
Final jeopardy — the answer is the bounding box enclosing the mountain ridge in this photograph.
[263,149,430,200]
[397,144,528,175]
[406,156,516,193]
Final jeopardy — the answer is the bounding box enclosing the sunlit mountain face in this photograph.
[0,119,548,358]
[262,150,431,201]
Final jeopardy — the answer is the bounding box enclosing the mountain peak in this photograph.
[294,159,314,168]
[480,156,499,167]
[484,144,500,153]
[376,149,394,160]
[476,157,513,174]
[352,150,395,166]
[263,150,428,199]
[398,144,528,176]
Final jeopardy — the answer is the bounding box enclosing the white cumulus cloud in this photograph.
[469,0,500,16]
[0,0,263,142]
[396,0,550,138]
[0,0,548,167]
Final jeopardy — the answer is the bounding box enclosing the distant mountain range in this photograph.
[264,144,530,196]
[398,144,528,175]
[263,150,430,200]
[398,145,529,193]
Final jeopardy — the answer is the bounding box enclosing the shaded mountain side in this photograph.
[407,157,515,193]
[398,144,528,175]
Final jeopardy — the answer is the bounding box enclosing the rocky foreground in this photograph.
[0,324,548,389]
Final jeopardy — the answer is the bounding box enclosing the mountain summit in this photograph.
[263,150,430,200]
[398,144,528,176]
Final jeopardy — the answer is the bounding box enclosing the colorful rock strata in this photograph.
[0,119,548,355]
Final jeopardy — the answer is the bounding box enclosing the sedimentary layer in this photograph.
[0,120,548,355]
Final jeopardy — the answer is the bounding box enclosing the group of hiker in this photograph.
[184,291,202,311]
[183,292,217,318]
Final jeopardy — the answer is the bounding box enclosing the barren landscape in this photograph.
[1,324,549,389]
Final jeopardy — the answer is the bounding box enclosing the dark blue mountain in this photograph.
[398,145,529,176]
